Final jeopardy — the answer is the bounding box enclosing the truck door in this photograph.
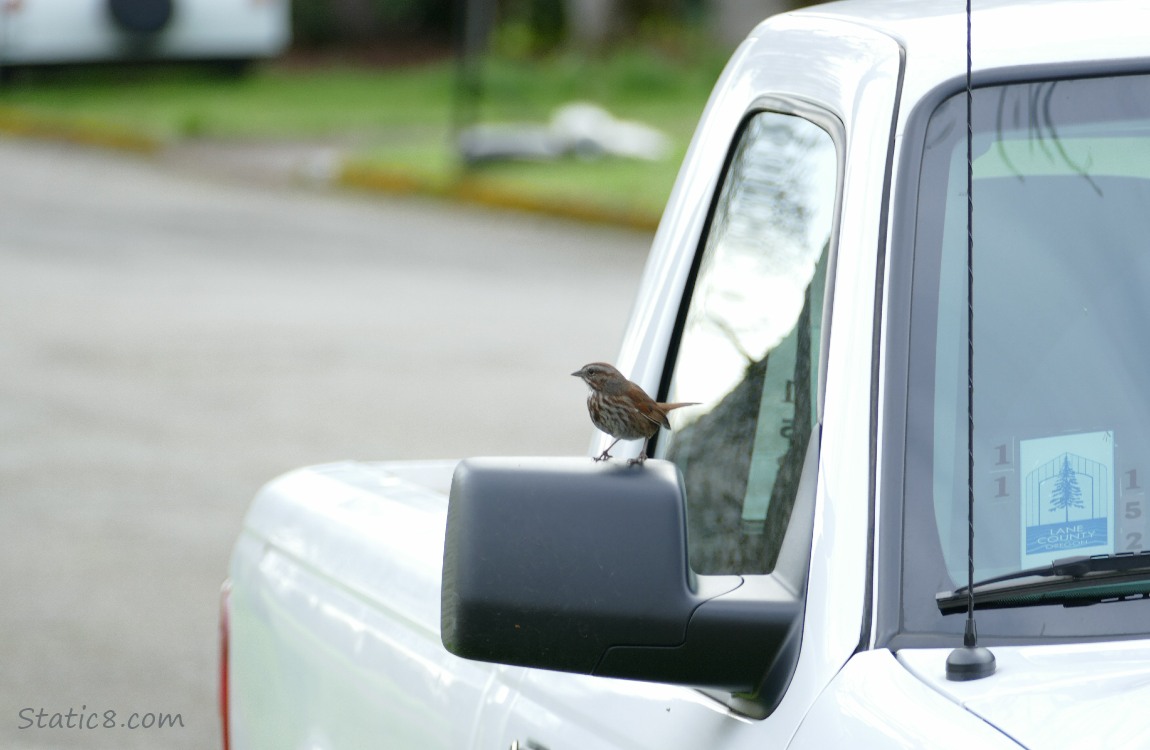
[479,105,842,750]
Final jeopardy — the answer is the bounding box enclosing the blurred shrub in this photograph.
[286,0,827,69]
[493,0,566,56]
[292,0,455,46]
[291,0,716,51]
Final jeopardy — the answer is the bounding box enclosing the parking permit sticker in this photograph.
[1019,431,1115,568]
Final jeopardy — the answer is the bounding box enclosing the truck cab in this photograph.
[223,1,1150,747]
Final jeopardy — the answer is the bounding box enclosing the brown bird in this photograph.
[571,362,696,465]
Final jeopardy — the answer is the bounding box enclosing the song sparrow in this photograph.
[571,362,696,465]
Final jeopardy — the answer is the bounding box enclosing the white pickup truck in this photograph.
[221,1,1150,748]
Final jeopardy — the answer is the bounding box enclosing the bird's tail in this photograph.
[658,402,699,412]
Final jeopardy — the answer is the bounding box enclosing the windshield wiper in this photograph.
[936,551,1150,614]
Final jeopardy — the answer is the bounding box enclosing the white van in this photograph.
[0,0,289,73]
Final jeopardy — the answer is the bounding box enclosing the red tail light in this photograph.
[219,580,232,750]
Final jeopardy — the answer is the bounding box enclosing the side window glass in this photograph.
[658,111,838,575]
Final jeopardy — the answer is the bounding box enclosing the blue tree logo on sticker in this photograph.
[1050,455,1085,522]
[1020,432,1114,567]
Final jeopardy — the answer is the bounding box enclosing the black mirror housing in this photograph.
[441,457,806,700]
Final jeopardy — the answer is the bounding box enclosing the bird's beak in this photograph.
[571,370,582,377]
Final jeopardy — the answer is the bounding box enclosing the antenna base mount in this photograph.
[945,645,996,681]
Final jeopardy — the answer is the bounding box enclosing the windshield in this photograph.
[896,71,1150,642]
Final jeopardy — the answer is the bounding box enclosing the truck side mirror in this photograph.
[440,456,813,711]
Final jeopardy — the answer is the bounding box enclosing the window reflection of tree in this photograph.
[668,287,813,575]
[664,111,828,576]
[993,82,1103,197]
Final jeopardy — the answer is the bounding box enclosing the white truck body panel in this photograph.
[899,642,1150,749]
[233,459,1150,749]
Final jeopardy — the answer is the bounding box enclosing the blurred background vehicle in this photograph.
[0,0,291,76]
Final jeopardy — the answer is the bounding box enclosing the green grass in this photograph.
[0,63,455,138]
[0,49,724,223]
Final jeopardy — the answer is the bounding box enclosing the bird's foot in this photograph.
[593,450,613,462]
[627,453,648,467]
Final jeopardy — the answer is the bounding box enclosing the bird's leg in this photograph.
[595,437,623,462]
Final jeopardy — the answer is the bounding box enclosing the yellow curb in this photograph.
[452,179,661,231]
[0,107,660,231]
[339,163,434,196]
[0,107,160,154]
[338,161,661,232]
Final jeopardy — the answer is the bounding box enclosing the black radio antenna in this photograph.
[945,0,997,682]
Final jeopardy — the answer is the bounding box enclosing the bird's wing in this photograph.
[637,399,672,429]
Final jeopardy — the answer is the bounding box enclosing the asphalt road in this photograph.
[0,137,651,749]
